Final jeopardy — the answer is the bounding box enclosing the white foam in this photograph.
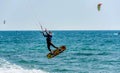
[0,58,48,73]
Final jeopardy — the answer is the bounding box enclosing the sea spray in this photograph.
[0,58,47,73]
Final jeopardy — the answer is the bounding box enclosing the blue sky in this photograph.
[0,0,120,30]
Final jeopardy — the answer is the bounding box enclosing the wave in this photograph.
[0,58,47,73]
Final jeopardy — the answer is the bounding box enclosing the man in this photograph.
[42,29,58,54]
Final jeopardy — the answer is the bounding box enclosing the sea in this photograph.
[0,30,120,73]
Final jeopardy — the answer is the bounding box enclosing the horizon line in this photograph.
[0,29,120,31]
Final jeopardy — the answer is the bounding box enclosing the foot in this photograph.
[50,51,53,55]
[56,47,61,51]
[56,47,59,49]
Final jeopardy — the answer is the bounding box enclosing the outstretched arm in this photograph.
[45,28,49,35]
[40,24,50,36]
[42,32,47,37]
[40,25,47,37]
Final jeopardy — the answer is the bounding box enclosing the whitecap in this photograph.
[0,58,48,73]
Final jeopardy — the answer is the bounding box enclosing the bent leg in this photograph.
[50,42,58,49]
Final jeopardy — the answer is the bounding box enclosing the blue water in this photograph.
[0,31,120,73]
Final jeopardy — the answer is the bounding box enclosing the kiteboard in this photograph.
[47,46,66,59]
